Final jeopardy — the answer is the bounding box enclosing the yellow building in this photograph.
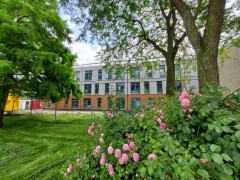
[4,94,20,112]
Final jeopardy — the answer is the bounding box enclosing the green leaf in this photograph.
[234,124,240,129]
[139,167,146,176]
[210,144,221,153]
[235,130,240,138]
[200,144,208,152]
[212,153,224,164]
[221,164,233,175]
[147,166,154,176]
[197,169,209,179]
[202,153,212,161]
[221,153,233,162]
[222,126,230,132]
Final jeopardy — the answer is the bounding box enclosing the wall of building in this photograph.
[219,47,240,91]
[42,62,198,111]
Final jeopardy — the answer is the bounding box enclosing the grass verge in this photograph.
[0,113,99,179]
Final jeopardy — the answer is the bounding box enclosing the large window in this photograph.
[159,65,165,78]
[116,83,125,94]
[116,72,125,80]
[84,98,91,109]
[98,70,102,81]
[147,68,153,78]
[45,101,51,108]
[105,83,109,94]
[131,82,140,94]
[97,98,101,108]
[95,84,99,94]
[72,99,79,109]
[131,98,141,108]
[144,82,150,94]
[131,67,140,79]
[175,80,182,93]
[108,71,113,80]
[84,84,91,94]
[116,97,125,110]
[74,71,80,81]
[85,70,92,81]
[108,96,113,109]
[157,81,163,94]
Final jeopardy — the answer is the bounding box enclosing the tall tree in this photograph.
[169,0,227,91]
[0,0,81,128]
[62,0,189,96]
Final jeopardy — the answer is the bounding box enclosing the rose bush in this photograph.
[64,86,240,179]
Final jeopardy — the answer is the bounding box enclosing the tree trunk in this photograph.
[0,86,10,128]
[170,0,226,92]
[166,55,175,96]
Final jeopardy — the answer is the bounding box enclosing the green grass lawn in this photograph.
[0,113,99,179]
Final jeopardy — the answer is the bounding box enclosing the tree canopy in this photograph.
[0,0,82,127]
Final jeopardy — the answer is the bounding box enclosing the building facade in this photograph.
[43,62,198,111]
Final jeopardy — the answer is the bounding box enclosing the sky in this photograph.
[60,14,101,65]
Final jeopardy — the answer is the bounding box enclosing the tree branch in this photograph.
[17,15,30,22]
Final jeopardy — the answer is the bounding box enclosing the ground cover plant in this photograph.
[66,87,240,179]
[0,113,96,179]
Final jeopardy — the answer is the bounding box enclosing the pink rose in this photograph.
[99,137,104,143]
[127,134,134,139]
[187,115,191,119]
[108,146,114,154]
[200,158,207,164]
[129,142,135,149]
[148,154,157,164]
[107,164,114,176]
[182,109,187,114]
[140,113,144,118]
[153,116,158,121]
[100,153,106,165]
[95,145,101,153]
[114,149,121,158]
[123,144,130,152]
[63,173,67,177]
[119,153,128,165]
[181,99,190,108]
[67,164,72,174]
[188,109,193,113]
[133,153,140,162]
[159,122,167,132]
[108,112,114,118]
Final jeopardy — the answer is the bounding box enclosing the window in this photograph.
[131,98,141,108]
[116,72,125,80]
[97,98,101,108]
[147,68,153,78]
[84,84,91,94]
[108,71,113,80]
[175,64,180,77]
[74,71,80,81]
[116,83,125,94]
[159,65,165,78]
[98,70,102,81]
[84,98,91,109]
[45,101,51,108]
[85,70,92,81]
[131,82,140,94]
[175,80,182,93]
[95,84,99,94]
[116,97,125,110]
[131,67,140,79]
[72,99,79,109]
[144,82,150,94]
[157,81,163,94]
[105,83,109,94]
[148,98,154,108]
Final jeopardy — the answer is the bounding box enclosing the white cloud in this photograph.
[60,13,100,65]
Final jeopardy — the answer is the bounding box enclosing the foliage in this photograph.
[66,87,240,179]
[0,0,81,101]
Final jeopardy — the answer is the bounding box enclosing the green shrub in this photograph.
[64,86,240,179]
